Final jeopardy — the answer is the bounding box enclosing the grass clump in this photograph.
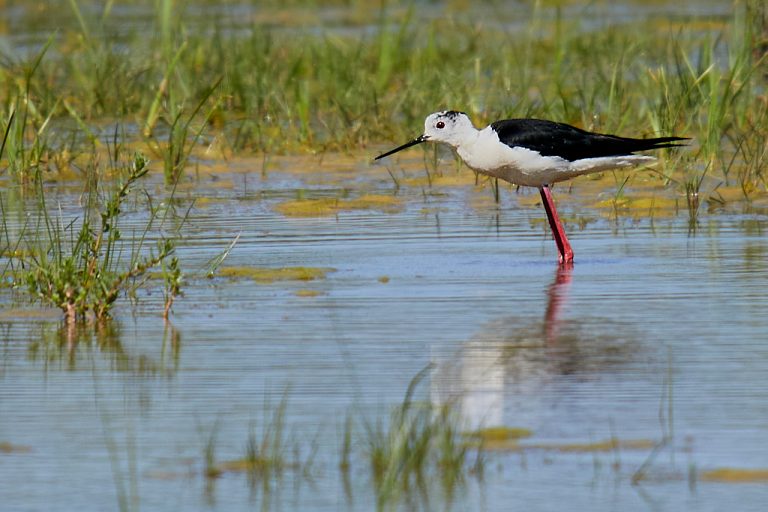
[201,394,316,491]
[3,1,767,201]
[364,366,483,508]
[8,152,181,323]
[219,399,292,477]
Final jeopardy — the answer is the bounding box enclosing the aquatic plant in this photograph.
[0,38,66,182]
[363,365,483,508]
[201,394,317,487]
[145,76,223,184]
[162,255,182,319]
[1,0,764,197]
[9,152,181,322]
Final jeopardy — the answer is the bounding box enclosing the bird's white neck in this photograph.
[447,126,481,152]
[451,128,483,167]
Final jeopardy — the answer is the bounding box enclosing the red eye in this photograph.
[436,121,445,129]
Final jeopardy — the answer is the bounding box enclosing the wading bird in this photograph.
[375,111,686,265]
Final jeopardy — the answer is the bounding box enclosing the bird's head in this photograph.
[374,110,476,161]
[422,111,475,146]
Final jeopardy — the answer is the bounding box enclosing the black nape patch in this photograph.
[442,110,467,119]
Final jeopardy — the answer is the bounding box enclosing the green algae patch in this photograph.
[215,458,297,474]
[294,289,324,297]
[275,194,402,217]
[218,266,334,283]
[713,185,753,203]
[467,426,533,442]
[0,442,32,454]
[0,308,63,320]
[218,458,262,472]
[464,426,533,451]
[701,468,768,483]
[591,195,679,217]
[525,438,656,453]
[275,198,339,216]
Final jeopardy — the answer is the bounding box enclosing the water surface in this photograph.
[1,157,767,511]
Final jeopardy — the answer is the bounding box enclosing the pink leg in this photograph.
[539,185,574,265]
[544,263,573,344]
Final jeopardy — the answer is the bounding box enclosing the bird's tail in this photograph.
[640,137,691,149]
[631,136,690,151]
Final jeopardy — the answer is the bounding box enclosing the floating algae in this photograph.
[275,194,402,217]
[218,266,335,283]
[700,468,768,483]
[0,441,32,454]
[524,438,656,453]
[463,426,533,450]
[294,289,324,297]
[466,426,533,442]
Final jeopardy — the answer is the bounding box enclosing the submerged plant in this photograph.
[162,255,182,319]
[14,153,180,322]
[364,365,482,509]
[201,393,317,489]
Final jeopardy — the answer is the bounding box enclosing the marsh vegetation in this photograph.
[2,0,765,319]
[1,1,767,511]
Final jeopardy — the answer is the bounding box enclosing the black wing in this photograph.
[490,119,688,162]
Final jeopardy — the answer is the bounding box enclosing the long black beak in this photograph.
[374,135,429,161]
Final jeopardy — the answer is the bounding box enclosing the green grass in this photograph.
[0,37,184,321]
[1,0,766,317]
[2,147,181,322]
[200,393,318,493]
[362,365,482,509]
[0,1,765,193]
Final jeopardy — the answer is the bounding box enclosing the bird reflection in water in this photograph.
[544,263,573,344]
[432,263,637,431]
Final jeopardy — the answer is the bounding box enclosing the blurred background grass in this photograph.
[0,0,765,191]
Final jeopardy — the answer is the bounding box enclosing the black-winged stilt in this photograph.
[375,111,687,264]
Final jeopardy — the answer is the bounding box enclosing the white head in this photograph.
[374,110,477,161]
[422,111,476,146]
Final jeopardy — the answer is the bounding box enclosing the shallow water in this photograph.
[1,156,767,511]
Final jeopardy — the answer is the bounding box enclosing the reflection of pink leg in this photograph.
[544,264,573,344]
[539,185,574,265]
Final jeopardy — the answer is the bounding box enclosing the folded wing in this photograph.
[491,119,688,162]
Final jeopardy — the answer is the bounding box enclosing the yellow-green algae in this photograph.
[275,194,402,217]
[401,172,479,188]
[213,457,297,474]
[218,266,334,283]
[0,308,64,320]
[0,442,32,454]
[477,436,657,453]
[525,438,656,453]
[464,426,534,450]
[294,289,324,297]
[467,426,533,442]
[700,468,768,483]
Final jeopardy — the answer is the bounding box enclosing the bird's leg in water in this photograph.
[539,185,574,265]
